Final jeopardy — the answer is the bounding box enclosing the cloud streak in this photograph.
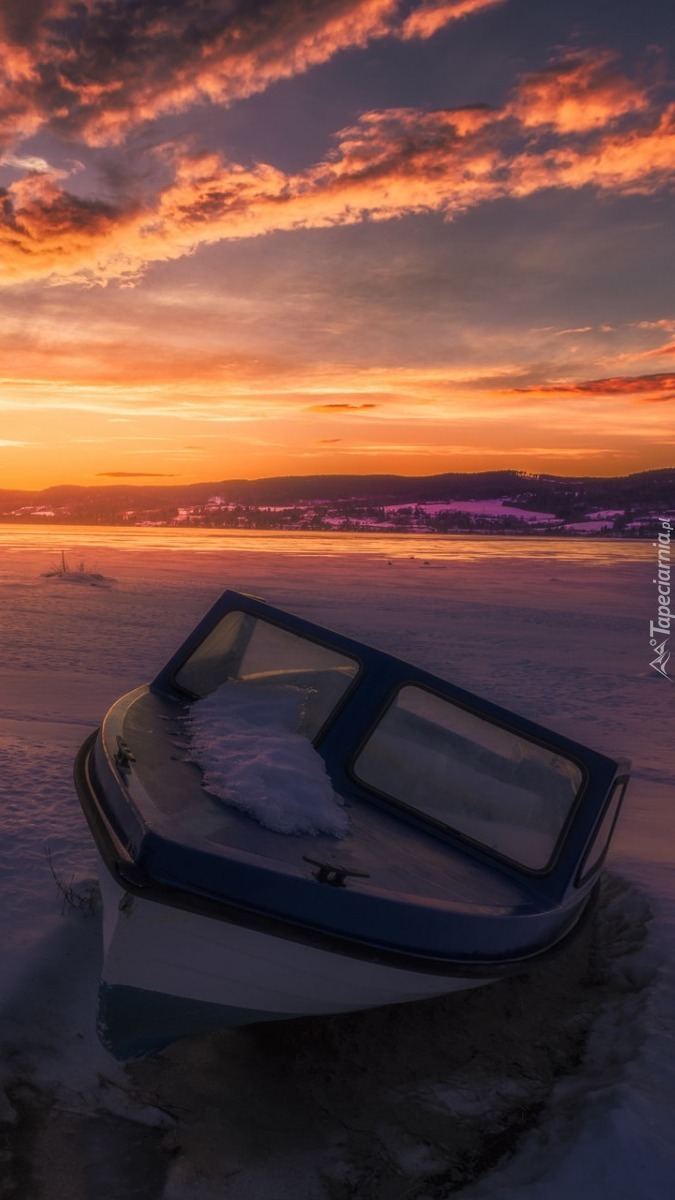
[308,402,380,411]
[508,372,675,402]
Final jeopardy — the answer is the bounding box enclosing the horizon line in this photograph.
[3,465,675,495]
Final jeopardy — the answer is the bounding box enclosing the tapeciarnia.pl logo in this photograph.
[650,518,672,681]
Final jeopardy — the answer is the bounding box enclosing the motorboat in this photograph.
[74,589,629,1059]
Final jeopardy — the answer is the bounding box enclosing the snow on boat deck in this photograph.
[0,530,673,1199]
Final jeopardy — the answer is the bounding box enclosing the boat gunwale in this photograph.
[75,730,599,982]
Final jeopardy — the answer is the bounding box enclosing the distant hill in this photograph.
[1,468,673,526]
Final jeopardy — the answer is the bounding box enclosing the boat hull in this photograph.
[97,856,489,1059]
[72,588,629,1060]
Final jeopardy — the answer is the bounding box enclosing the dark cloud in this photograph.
[307,403,379,411]
[0,0,56,45]
[509,371,675,400]
[96,470,177,476]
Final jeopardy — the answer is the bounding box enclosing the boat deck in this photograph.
[119,688,538,915]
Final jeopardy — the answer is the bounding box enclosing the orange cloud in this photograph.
[0,171,135,279]
[400,0,507,41]
[507,49,651,132]
[2,47,674,285]
[510,102,675,197]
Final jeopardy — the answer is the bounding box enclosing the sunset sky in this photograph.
[1,0,674,490]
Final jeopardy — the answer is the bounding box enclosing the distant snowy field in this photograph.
[383,499,559,522]
[0,528,673,1199]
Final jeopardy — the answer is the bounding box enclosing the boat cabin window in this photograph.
[174,610,360,740]
[353,685,583,870]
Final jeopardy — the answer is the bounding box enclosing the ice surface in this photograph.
[0,529,673,1199]
[187,681,348,836]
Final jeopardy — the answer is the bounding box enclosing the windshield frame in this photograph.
[169,607,364,746]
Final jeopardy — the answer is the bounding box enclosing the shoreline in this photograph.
[0,520,659,541]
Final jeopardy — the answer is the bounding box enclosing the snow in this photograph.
[187,682,348,836]
[0,526,673,1198]
[385,500,560,522]
[42,569,116,587]
[460,873,675,1200]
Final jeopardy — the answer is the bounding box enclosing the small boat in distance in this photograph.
[75,590,629,1059]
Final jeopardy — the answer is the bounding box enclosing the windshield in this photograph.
[353,685,583,870]
[174,610,360,741]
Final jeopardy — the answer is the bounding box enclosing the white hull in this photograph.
[98,858,491,1055]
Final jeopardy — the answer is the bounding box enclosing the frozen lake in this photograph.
[0,526,672,1199]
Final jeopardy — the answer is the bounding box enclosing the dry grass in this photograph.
[44,846,99,917]
[41,552,105,582]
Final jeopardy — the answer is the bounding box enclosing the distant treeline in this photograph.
[0,467,673,526]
